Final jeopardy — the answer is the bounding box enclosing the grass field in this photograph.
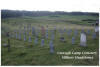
[1,15,99,65]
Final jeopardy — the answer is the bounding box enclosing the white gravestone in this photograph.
[80,32,87,47]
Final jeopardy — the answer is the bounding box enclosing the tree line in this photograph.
[1,10,99,18]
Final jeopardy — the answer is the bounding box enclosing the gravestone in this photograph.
[64,27,66,33]
[54,26,57,34]
[60,37,66,42]
[23,30,25,35]
[16,31,17,39]
[24,26,26,31]
[28,36,32,42]
[41,26,45,38]
[24,34,26,41]
[80,31,87,47]
[86,29,90,34]
[27,31,29,36]
[34,37,38,44]
[41,39,44,46]
[19,32,21,40]
[32,27,35,35]
[45,33,48,39]
[35,30,39,37]
[59,29,66,42]
[51,33,54,40]
[27,24,31,32]
[6,32,10,52]
[92,32,96,39]
[72,37,75,44]
[49,40,54,53]
[46,29,48,33]
[67,29,72,36]
[94,21,99,36]
[81,29,84,33]
[74,29,78,36]
[11,32,14,38]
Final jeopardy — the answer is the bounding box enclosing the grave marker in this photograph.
[45,33,48,39]
[80,31,87,47]
[19,31,21,40]
[6,32,10,52]
[67,29,72,36]
[86,29,90,34]
[72,37,75,44]
[49,40,54,53]
[28,36,32,42]
[34,37,38,44]
[41,39,44,46]
[92,32,96,39]
[51,33,54,40]
[32,27,35,35]
[16,31,18,39]
[74,29,78,36]
[41,26,45,38]
[24,34,26,41]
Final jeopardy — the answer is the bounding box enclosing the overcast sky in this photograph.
[0,0,100,12]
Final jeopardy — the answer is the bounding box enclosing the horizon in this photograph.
[1,9,99,13]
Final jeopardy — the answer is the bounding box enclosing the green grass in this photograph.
[1,15,99,66]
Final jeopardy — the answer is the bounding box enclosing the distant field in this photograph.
[1,15,99,65]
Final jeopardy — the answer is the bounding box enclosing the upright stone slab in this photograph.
[92,32,96,39]
[41,39,44,46]
[74,29,78,36]
[14,30,16,38]
[64,27,66,33]
[19,32,21,40]
[16,31,17,39]
[60,37,66,42]
[27,31,29,36]
[49,40,54,53]
[35,30,39,37]
[51,33,54,40]
[24,26,26,31]
[6,32,10,52]
[32,27,35,35]
[24,34,26,41]
[54,26,57,34]
[86,29,90,34]
[45,33,48,39]
[23,31,25,35]
[94,21,99,36]
[67,29,72,36]
[46,29,48,32]
[41,26,45,38]
[34,37,38,44]
[80,31,87,47]
[72,37,75,44]
[28,36,32,42]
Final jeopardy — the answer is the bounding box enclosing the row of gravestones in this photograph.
[5,26,97,53]
[11,25,97,44]
[12,26,96,41]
